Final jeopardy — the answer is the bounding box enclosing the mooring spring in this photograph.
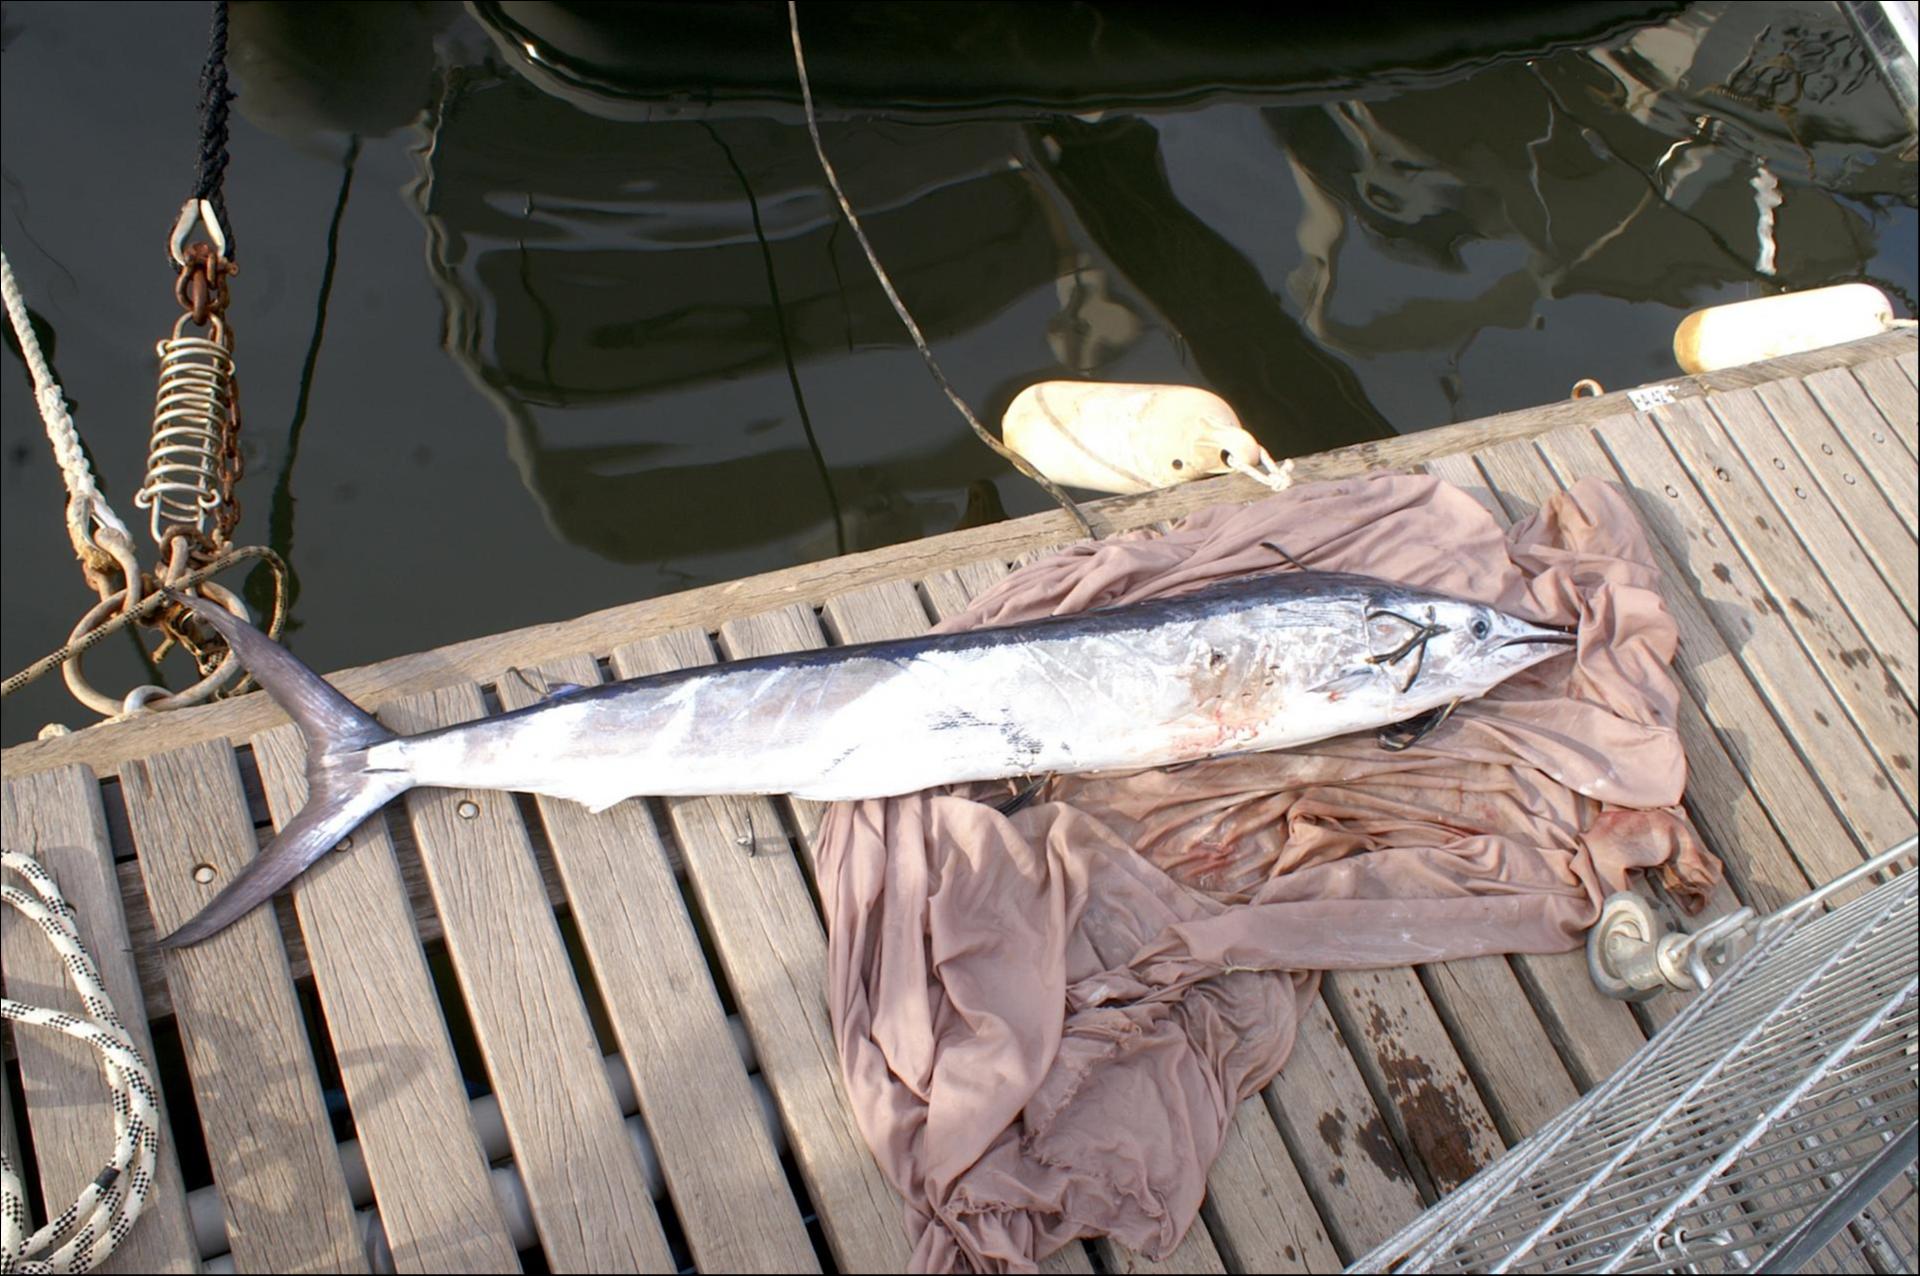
[135,313,235,545]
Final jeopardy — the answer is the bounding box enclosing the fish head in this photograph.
[1365,593,1575,706]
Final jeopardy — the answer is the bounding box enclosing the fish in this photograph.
[159,572,1575,947]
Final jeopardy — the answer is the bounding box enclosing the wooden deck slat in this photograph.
[1039,1238,1097,1273]
[1651,396,1918,732]
[1413,957,1583,1142]
[495,656,819,1275]
[1790,371,1919,538]
[121,741,367,1274]
[610,631,912,1274]
[1852,353,1920,456]
[1319,969,1505,1199]
[1261,999,1424,1260]
[1200,1101,1342,1274]
[252,726,520,1275]
[109,806,576,1029]
[1851,354,1920,463]
[1518,428,1895,890]
[378,686,673,1274]
[1581,414,1917,825]
[1,767,202,1273]
[1706,387,1918,631]
[1636,401,1920,784]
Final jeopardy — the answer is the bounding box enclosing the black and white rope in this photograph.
[0,852,160,1274]
[191,0,236,261]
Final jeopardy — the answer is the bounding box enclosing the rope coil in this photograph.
[1,851,161,1274]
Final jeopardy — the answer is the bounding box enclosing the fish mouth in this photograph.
[1498,627,1577,650]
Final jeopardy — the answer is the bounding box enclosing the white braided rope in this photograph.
[0,250,138,572]
[1225,449,1296,491]
[1,851,159,1275]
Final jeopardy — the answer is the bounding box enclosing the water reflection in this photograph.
[2,1,1913,745]
[415,0,1911,567]
[1271,0,1914,374]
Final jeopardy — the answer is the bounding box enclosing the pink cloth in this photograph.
[816,474,1718,1272]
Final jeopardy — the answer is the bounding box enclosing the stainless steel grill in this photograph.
[1352,838,1919,1274]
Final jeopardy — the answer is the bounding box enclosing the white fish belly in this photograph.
[382,593,1399,807]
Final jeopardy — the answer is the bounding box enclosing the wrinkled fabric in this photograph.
[816,474,1719,1272]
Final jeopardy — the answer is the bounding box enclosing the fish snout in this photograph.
[1497,619,1578,650]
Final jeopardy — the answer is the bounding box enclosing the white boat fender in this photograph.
[1673,283,1916,374]
[1000,381,1291,495]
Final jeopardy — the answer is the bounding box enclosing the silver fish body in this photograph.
[163,571,1572,946]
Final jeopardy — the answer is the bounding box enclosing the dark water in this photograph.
[3,0,1915,745]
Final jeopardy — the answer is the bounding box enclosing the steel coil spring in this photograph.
[135,317,235,544]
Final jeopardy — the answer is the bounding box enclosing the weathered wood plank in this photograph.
[379,686,672,1274]
[1261,998,1424,1260]
[610,631,912,1274]
[251,726,519,1275]
[495,656,819,1275]
[121,741,366,1274]
[1582,414,1917,817]
[1,767,202,1273]
[1849,353,1919,460]
[1414,958,1583,1142]
[12,333,1909,786]
[111,803,576,1029]
[1653,395,1916,712]
[918,559,1016,621]
[1039,1239,1097,1273]
[1528,422,1904,871]
[1790,370,1918,538]
[1200,1100,1342,1274]
[1705,386,1918,630]
[1320,969,1506,1199]
[1101,1225,1227,1275]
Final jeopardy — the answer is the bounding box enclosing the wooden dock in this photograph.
[3,331,1914,1274]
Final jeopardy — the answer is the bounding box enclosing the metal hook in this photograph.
[1379,699,1460,752]
[994,775,1047,816]
[1366,609,1449,694]
[504,666,549,702]
[1258,540,1308,571]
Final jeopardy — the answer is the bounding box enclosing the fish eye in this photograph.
[1471,617,1490,640]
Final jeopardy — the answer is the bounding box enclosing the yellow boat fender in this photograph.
[1000,381,1291,495]
[1673,284,1916,374]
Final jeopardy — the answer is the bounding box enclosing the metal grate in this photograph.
[1353,839,1919,1274]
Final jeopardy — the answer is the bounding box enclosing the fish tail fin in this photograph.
[157,593,410,949]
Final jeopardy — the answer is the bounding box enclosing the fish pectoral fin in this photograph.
[1309,668,1373,697]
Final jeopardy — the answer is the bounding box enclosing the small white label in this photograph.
[1627,385,1679,410]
